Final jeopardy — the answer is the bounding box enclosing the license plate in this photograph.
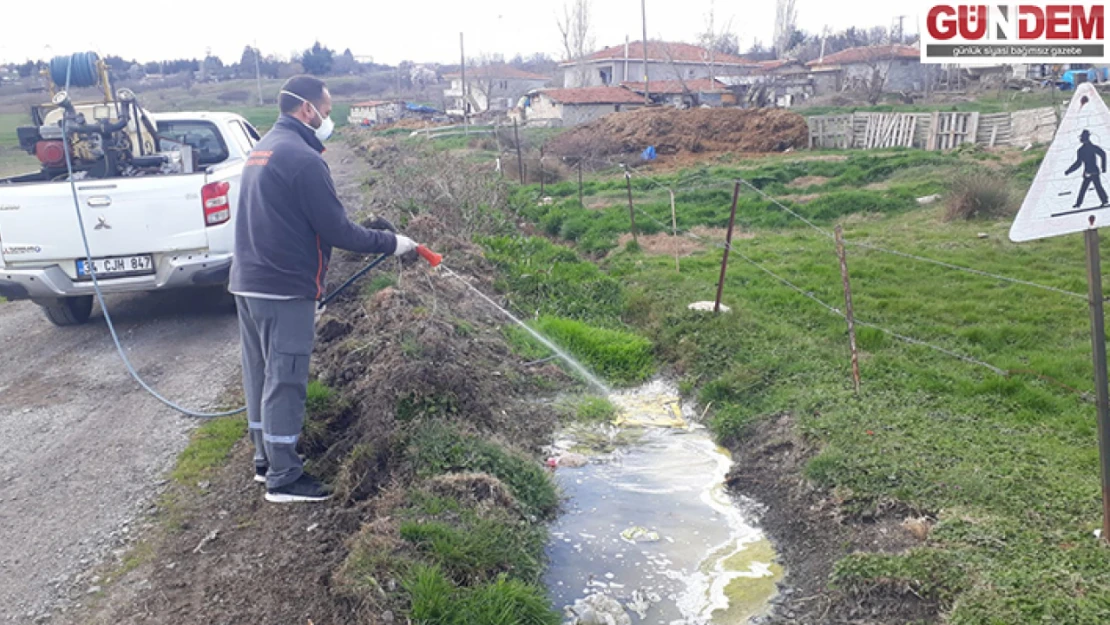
[76,254,154,278]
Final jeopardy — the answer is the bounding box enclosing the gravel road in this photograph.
[0,290,240,623]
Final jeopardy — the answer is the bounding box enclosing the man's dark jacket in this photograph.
[230,114,397,299]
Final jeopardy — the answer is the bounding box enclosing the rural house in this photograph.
[806,44,926,95]
[348,101,403,126]
[562,41,757,89]
[516,87,645,126]
[348,100,440,127]
[443,65,550,118]
[620,78,728,108]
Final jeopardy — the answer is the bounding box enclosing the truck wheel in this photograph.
[37,296,94,326]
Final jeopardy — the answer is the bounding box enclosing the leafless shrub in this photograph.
[944,171,1013,221]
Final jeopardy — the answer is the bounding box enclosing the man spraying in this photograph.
[1065,129,1109,210]
[230,75,417,503]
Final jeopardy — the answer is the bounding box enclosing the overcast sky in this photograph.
[1,1,917,66]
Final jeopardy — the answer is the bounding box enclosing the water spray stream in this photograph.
[440,265,611,395]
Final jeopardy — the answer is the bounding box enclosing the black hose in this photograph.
[50,52,99,89]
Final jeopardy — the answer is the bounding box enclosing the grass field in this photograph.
[492,144,1110,623]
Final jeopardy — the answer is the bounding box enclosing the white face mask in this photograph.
[280,90,334,142]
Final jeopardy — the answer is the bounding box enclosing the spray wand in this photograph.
[318,244,442,309]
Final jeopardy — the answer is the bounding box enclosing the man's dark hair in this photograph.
[279,75,328,114]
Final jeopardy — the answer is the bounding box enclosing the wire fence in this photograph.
[507,154,1098,400]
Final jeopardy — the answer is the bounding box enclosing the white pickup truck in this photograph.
[0,111,260,325]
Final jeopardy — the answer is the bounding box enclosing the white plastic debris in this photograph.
[620,526,661,543]
[687,301,731,313]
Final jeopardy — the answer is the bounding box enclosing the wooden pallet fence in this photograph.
[807,107,1057,151]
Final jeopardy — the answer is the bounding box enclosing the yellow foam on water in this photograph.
[613,395,687,428]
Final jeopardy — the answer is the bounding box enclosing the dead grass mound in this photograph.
[547,107,810,159]
[944,171,1014,221]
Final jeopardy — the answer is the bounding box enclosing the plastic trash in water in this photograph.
[620,526,662,543]
[641,146,657,161]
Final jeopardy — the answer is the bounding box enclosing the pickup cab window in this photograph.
[155,121,229,166]
[227,121,254,155]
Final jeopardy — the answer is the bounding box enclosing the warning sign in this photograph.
[1010,82,1110,242]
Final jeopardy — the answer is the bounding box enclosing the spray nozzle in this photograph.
[417,245,442,268]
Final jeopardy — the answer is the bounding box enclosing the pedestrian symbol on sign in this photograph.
[1062,129,1109,214]
[1010,84,1110,242]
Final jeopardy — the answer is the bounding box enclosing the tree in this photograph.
[332,48,357,75]
[278,62,305,79]
[17,60,37,78]
[773,0,798,59]
[301,41,334,76]
[556,0,593,87]
[697,2,741,61]
[745,40,774,61]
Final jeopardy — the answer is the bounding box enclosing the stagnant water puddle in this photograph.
[544,381,783,625]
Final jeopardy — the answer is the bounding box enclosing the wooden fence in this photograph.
[807,107,1058,151]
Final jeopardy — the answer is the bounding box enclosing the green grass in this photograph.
[306,379,336,415]
[510,150,969,255]
[401,492,546,584]
[362,274,397,298]
[403,422,558,519]
[405,564,559,625]
[532,316,654,386]
[170,416,246,487]
[496,144,1110,623]
[605,214,1110,623]
[571,395,619,423]
[481,235,626,325]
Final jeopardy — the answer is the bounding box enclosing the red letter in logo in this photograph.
[1073,5,1104,39]
[960,5,988,39]
[1046,5,1070,39]
[928,5,958,40]
[1018,5,1045,38]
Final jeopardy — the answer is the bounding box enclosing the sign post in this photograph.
[1084,229,1110,542]
[1011,82,1110,542]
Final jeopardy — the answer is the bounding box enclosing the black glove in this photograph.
[363,216,397,233]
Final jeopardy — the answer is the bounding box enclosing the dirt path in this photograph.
[0,290,239,623]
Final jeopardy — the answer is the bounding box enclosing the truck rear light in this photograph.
[201,181,231,226]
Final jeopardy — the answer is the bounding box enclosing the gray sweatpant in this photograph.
[235,296,317,489]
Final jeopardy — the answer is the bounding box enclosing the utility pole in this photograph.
[641,0,650,104]
[898,15,906,44]
[253,42,264,106]
[460,32,469,136]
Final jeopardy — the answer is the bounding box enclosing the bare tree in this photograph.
[661,43,697,108]
[773,0,798,59]
[467,55,504,114]
[853,45,894,105]
[697,1,738,82]
[556,0,594,87]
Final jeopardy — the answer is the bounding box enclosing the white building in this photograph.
[561,40,757,89]
[349,100,404,126]
[443,65,550,117]
[517,86,646,126]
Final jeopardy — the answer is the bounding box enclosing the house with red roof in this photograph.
[516,86,646,126]
[443,64,552,118]
[561,40,759,89]
[806,44,927,95]
[620,78,729,108]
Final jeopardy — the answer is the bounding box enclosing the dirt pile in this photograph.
[547,107,810,159]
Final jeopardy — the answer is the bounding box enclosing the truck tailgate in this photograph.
[0,173,210,265]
